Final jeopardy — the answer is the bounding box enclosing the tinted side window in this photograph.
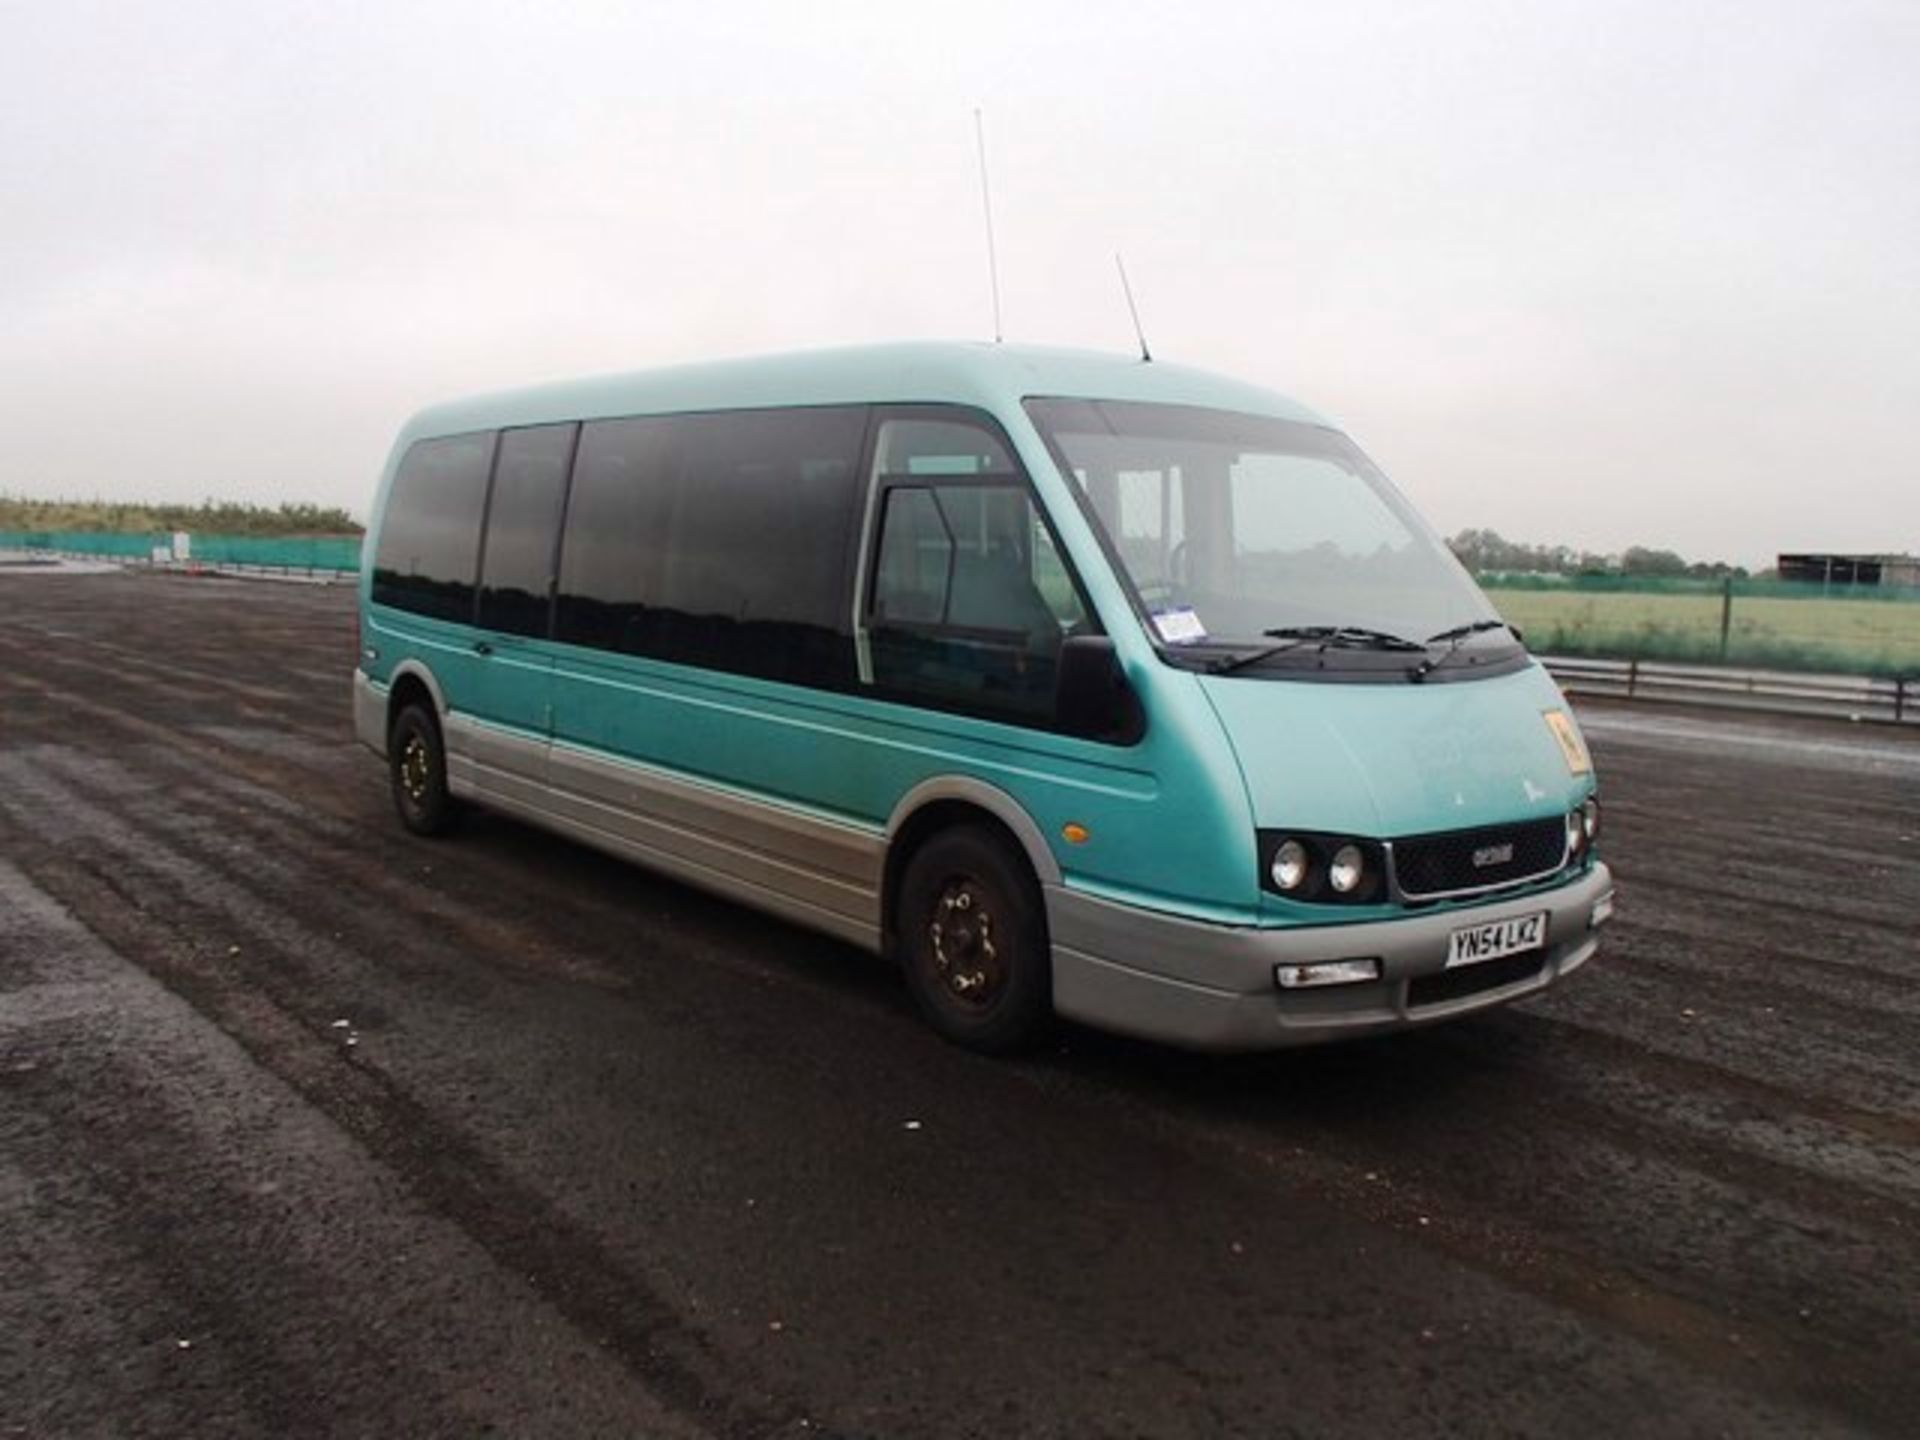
[865,413,1089,726]
[552,416,676,652]
[477,424,576,637]
[371,433,495,622]
[555,406,866,687]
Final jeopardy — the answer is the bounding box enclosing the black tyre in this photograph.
[896,825,1052,1053]
[388,702,460,837]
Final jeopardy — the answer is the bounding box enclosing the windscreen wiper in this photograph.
[1425,618,1518,647]
[1269,624,1426,652]
[1408,619,1522,681]
[1205,624,1424,675]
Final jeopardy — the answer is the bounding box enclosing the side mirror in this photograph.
[1055,634,1145,744]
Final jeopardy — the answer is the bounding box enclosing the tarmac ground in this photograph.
[2,571,1916,1438]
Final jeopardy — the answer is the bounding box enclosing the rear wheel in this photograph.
[388,702,459,837]
[897,825,1051,1053]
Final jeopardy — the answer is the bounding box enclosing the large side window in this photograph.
[371,432,495,622]
[555,406,866,687]
[864,412,1089,726]
[551,416,675,652]
[477,424,577,637]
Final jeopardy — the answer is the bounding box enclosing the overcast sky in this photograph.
[2,0,1913,564]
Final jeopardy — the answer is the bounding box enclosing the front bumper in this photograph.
[1047,863,1614,1052]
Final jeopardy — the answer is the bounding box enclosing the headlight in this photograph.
[1260,832,1385,903]
[1328,844,1365,894]
[1566,809,1586,855]
[1582,797,1600,843]
[1270,839,1310,892]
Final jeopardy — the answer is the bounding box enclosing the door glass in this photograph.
[865,413,1087,725]
[477,424,575,637]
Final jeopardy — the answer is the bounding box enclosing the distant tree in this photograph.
[1450,529,1743,580]
[0,495,361,536]
[1619,546,1690,577]
[1448,528,1613,576]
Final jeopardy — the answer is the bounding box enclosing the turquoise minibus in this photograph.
[355,344,1613,1052]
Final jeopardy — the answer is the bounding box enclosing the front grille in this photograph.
[1391,816,1568,899]
[1408,951,1547,1008]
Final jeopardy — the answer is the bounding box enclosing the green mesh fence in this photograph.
[186,534,362,570]
[0,530,362,572]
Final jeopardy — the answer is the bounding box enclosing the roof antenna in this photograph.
[1115,252,1152,362]
[974,108,1003,343]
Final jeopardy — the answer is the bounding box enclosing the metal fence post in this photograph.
[1719,576,1733,661]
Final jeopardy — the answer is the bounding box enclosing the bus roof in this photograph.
[399,342,1334,443]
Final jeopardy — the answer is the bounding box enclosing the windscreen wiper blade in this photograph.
[1204,624,1424,675]
[1423,618,1517,647]
[1265,625,1426,653]
[1409,618,1523,681]
[1204,635,1315,674]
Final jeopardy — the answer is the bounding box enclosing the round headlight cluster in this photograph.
[1567,797,1601,858]
[1329,844,1366,894]
[1264,833,1381,903]
[1271,839,1310,892]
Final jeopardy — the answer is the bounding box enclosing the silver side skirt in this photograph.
[441,712,886,953]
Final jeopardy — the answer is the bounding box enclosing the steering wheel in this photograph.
[1167,540,1191,590]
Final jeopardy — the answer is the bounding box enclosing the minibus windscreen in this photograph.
[1025,398,1514,670]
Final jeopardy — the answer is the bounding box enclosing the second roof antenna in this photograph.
[974,108,1003,343]
[1115,253,1152,362]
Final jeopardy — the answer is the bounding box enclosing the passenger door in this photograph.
[858,410,1090,729]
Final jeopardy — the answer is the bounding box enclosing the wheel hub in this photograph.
[928,880,1003,1007]
[401,735,430,803]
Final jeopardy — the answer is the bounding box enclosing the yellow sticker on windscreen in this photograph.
[1543,709,1592,775]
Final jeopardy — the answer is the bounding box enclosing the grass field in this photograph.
[1487,586,1920,675]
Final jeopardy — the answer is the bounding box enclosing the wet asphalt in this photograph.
[1,570,1916,1438]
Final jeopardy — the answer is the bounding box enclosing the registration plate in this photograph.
[1446,911,1547,969]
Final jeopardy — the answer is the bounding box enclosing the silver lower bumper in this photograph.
[1047,863,1614,1052]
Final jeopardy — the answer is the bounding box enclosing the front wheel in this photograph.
[897,826,1052,1053]
[388,702,460,837]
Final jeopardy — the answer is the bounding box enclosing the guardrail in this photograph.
[1544,655,1917,726]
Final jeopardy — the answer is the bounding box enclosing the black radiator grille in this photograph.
[1392,815,1568,898]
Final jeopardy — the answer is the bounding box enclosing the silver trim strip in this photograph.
[476,780,881,952]
[851,437,881,688]
[437,712,886,949]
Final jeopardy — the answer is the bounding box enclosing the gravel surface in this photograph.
[2,571,1915,1438]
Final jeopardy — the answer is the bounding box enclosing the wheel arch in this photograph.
[385,660,449,736]
[881,778,1060,954]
